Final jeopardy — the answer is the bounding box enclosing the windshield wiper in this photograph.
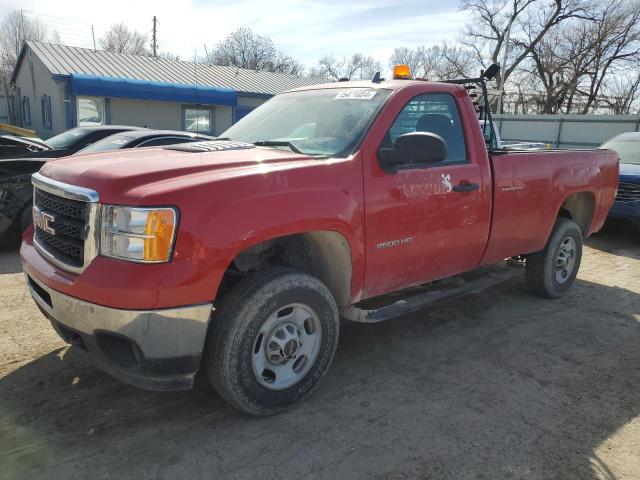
[254,140,304,155]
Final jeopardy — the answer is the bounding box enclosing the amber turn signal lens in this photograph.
[143,210,176,262]
[393,64,411,79]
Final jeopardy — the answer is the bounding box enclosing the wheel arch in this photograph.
[219,230,354,307]
[557,191,596,236]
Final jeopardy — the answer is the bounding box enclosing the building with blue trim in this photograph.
[10,42,321,138]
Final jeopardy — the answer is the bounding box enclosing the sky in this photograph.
[0,0,469,70]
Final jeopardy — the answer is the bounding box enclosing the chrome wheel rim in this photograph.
[554,237,576,284]
[251,303,322,390]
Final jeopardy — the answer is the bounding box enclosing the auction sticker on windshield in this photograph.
[335,89,377,100]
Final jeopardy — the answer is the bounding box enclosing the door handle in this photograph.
[453,182,480,193]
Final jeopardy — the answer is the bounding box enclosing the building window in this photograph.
[184,107,214,135]
[41,95,52,129]
[21,96,31,126]
[77,97,105,126]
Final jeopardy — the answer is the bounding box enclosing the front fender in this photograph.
[171,158,366,304]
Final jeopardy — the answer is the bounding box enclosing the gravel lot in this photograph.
[1,225,639,480]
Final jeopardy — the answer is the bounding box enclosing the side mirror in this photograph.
[378,132,447,173]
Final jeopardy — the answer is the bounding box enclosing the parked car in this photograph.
[600,132,640,228]
[0,128,214,242]
[74,130,214,155]
[0,134,49,158]
[22,68,618,415]
[1,126,145,241]
[4,125,144,160]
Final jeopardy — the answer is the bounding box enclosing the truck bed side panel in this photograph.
[481,149,618,265]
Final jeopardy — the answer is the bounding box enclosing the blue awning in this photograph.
[68,74,237,106]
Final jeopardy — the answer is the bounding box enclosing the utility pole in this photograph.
[91,25,96,50]
[152,16,157,57]
[496,18,513,115]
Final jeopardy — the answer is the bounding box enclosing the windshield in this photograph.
[44,128,89,149]
[602,136,640,165]
[222,88,392,157]
[75,135,133,155]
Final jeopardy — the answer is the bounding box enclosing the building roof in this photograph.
[13,41,322,96]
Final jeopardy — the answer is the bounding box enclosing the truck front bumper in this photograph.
[25,273,213,391]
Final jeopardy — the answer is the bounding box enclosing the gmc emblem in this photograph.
[32,207,56,235]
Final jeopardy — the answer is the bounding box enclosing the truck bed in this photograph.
[481,149,619,265]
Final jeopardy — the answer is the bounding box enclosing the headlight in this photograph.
[100,206,178,263]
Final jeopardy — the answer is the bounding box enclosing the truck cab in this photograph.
[21,70,618,415]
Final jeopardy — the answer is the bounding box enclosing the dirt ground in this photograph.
[0,225,639,480]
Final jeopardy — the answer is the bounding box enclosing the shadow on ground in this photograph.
[587,223,640,260]
[1,276,639,479]
[0,233,22,275]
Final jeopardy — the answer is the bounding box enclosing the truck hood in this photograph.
[38,145,317,201]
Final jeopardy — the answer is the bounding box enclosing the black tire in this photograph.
[206,268,339,415]
[525,218,583,299]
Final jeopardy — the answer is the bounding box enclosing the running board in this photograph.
[341,261,524,323]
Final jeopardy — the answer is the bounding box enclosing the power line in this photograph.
[22,10,110,30]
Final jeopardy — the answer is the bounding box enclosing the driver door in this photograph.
[362,92,491,298]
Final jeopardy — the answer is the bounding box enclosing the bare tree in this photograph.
[525,21,592,113]
[268,52,305,76]
[576,0,640,113]
[388,47,422,76]
[389,43,477,80]
[0,10,58,124]
[315,53,382,81]
[157,51,180,61]
[99,23,149,55]
[0,10,54,77]
[523,0,640,113]
[601,68,640,114]
[460,0,590,89]
[206,28,303,75]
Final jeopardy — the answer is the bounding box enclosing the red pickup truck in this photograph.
[21,71,618,415]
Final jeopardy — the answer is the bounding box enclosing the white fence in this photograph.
[493,114,640,149]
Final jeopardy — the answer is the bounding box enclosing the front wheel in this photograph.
[525,218,583,299]
[206,268,339,415]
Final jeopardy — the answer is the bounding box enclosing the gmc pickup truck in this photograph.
[21,68,618,415]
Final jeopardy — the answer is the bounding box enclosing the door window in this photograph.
[386,93,468,164]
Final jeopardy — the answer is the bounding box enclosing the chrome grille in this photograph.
[33,188,87,267]
[34,189,86,219]
[616,181,640,204]
[36,228,84,262]
[31,173,99,273]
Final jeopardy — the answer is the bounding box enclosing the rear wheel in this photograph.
[206,268,339,415]
[525,218,583,298]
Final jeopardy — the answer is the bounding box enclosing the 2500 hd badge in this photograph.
[377,237,414,249]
